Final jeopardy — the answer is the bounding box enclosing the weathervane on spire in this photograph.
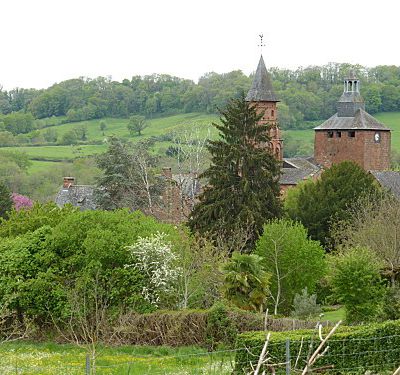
[258,33,266,54]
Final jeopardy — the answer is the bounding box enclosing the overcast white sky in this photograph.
[0,0,399,90]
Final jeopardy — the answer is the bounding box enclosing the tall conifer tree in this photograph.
[189,95,281,250]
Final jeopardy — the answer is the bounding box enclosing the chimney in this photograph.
[162,167,172,179]
[63,177,76,189]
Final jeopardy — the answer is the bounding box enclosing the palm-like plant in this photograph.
[222,252,270,312]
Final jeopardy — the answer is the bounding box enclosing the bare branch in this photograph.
[301,320,342,375]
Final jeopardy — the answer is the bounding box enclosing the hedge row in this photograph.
[111,305,327,348]
[234,319,400,374]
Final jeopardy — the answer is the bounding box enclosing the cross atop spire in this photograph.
[258,33,266,54]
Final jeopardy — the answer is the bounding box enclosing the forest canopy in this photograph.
[1,63,400,131]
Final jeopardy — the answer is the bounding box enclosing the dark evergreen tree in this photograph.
[0,182,12,219]
[188,95,282,251]
[285,161,379,247]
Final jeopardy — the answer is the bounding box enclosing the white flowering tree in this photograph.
[126,232,181,307]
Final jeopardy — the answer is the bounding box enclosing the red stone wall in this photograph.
[250,101,283,160]
[363,131,391,170]
[314,130,390,170]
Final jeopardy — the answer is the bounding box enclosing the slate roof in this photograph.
[314,109,389,131]
[55,185,96,210]
[370,171,400,199]
[245,55,278,102]
[280,157,321,185]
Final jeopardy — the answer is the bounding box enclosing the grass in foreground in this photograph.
[0,342,234,375]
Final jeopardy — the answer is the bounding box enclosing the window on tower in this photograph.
[348,131,356,138]
[327,131,334,138]
[336,131,342,138]
[271,110,274,117]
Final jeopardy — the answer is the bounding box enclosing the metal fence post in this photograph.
[85,354,90,375]
[286,339,291,375]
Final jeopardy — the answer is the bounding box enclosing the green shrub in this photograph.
[381,284,400,320]
[291,288,321,319]
[328,247,385,324]
[205,303,237,350]
[0,208,182,323]
[234,320,400,374]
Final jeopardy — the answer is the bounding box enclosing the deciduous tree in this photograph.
[332,193,400,285]
[127,115,147,136]
[95,136,163,214]
[255,219,326,315]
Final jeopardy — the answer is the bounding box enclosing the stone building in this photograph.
[246,55,283,160]
[245,57,393,193]
[314,71,391,171]
[55,177,96,210]
[245,55,322,190]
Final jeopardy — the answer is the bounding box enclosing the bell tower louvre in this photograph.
[245,55,283,161]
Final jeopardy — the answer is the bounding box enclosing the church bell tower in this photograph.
[245,55,283,161]
[314,70,391,171]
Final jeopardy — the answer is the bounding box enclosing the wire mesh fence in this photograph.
[0,334,399,374]
[238,333,400,374]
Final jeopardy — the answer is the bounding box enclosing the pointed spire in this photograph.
[246,55,278,102]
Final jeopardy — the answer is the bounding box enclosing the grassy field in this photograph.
[1,113,218,169]
[37,113,218,143]
[374,112,400,149]
[0,342,233,375]
[1,111,399,172]
[321,306,345,322]
[4,144,107,161]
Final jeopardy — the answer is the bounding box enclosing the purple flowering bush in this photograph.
[11,193,33,211]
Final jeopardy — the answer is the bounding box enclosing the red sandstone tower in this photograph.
[246,55,283,161]
[314,72,391,171]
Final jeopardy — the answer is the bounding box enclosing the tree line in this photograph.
[1,63,400,134]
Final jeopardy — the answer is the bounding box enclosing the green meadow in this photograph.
[36,113,218,142]
[0,343,233,375]
[1,111,400,171]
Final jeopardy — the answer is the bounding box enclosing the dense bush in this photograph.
[0,182,12,219]
[291,288,321,319]
[0,206,182,324]
[234,320,400,374]
[205,303,237,350]
[0,112,35,135]
[381,284,400,320]
[328,247,385,324]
